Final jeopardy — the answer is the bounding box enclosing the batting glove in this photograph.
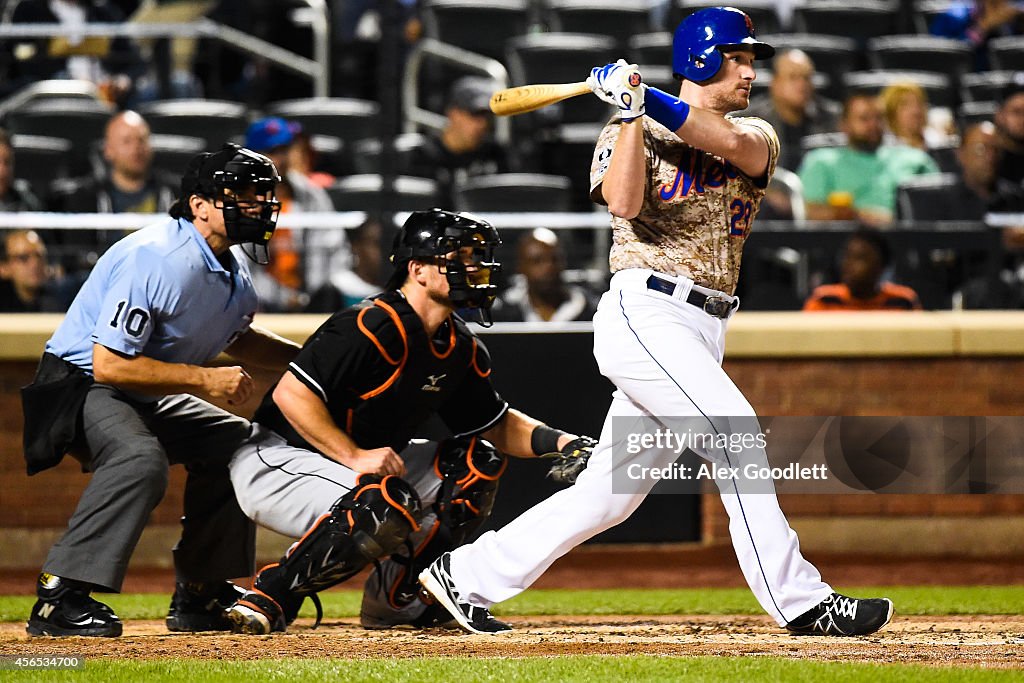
[586,59,645,122]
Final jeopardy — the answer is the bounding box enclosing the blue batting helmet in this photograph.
[672,7,775,83]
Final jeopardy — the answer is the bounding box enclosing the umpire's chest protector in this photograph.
[346,297,479,450]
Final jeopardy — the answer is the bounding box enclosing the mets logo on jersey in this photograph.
[658,148,741,201]
[421,374,446,392]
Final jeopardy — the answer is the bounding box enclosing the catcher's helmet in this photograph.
[387,208,502,324]
[170,143,282,264]
[672,6,775,83]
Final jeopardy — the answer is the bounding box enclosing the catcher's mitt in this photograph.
[544,436,597,485]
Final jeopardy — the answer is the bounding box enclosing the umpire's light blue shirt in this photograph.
[47,217,259,392]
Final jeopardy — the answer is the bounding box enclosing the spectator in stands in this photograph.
[929,0,1024,70]
[288,129,335,190]
[745,49,840,173]
[799,93,940,227]
[0,229,63,312]
[50,110,176,216]
[491,228,598,323]
[48,110,176,274]
[804,228,922,311]
[3,0,147,105]
[995,73,1024,185]
[244,116,339,311]
[305,218,385,312]
[406,76,509,209]
[0,129,44,211]
[949,121,1024,218]
[879,83,956,154]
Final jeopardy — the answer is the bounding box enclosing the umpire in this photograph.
[21,144,300,637]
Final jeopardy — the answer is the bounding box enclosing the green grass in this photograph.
[0,655,1019,683]
[2,585,1023,623]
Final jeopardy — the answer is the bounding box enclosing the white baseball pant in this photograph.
[447,269,833,626]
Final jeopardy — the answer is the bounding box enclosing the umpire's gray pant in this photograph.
[42,384,256,592]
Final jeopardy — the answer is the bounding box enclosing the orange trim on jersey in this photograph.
[357,307,402,366]
[346,408,353,434]
[470,338,491,378]
[428,316,457,359]
[357,300,410,400]
[287,514,331,558]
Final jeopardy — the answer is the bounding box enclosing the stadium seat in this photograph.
[928,142,959,174]
[148,134,206,178]
[326,174,438,212]
[9,134,72,189]
[867,35,972,81]
[4,98,113,175]
[506,33,618,126]
[544,1,653,50]
[960,71,1015,104]
[628,32,672,68]
[843,71,954,109]
[895,173,959,221]
[792,1,900,42]
[453,173,574,212]
[800,131,847,154]
[760,33,860,101]
[266,98,380,145]
[671,0,782,35]
[957,100,998,129]
[137,99,248,149]
[540,122,604,212]
[420,0,531,61]
[988,36,1024,72]
[911,0,958,34]
[351,133,431,176]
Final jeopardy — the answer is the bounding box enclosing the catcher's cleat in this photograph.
[166,580,245,632]
[26,573,122,638]
[785,592,894,637]
[226,588,286,635]
[418,552,512,635]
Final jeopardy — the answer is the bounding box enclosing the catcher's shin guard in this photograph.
[228,474,421,634]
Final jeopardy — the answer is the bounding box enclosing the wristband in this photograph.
[645,86,691,131]
[531,424,567,455]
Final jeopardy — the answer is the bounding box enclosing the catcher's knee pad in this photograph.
[250,475,421,624]
[434,436,506,543]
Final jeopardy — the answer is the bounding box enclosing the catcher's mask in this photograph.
[387,208,502,326]
[170,143,282,264]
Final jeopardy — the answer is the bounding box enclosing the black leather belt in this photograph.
[646,274,739,319]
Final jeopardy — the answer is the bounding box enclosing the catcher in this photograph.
[224,208,593,634]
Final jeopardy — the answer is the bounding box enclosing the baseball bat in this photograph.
[489,70,642,117]
[488,82,592,116]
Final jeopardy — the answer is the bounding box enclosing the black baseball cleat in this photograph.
[786,592,894,636]
[166,580,246,632]
[418,552,512,635]
[26,573,123,638]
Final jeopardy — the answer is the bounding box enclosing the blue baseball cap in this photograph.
[245,116,301,152]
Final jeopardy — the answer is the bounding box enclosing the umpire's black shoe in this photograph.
[26,573,122,638]
[786,592,894,637]
[166,580,245,632]
[418,553,512,635]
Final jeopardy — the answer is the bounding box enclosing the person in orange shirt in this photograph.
[804,227,922,311]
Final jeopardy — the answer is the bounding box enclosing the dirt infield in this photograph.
[1,615,1022,667]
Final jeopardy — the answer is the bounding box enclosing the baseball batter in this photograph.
[222,209,595,634]
[422,7,894,637]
